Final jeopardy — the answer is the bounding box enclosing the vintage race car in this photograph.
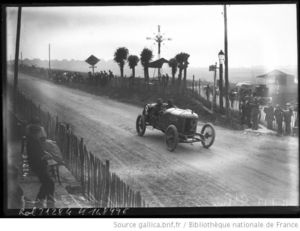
[136,103,215,151]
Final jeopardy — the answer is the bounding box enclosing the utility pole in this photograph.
[209,62,218,113]
[13,7,22,112]
[146,25,171,78]
[219,61,224,110]
[224,5,230,118]
[48,43,51,78]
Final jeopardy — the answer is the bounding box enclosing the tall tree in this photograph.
[114,47,129,77]
[168,58,178,84]
[175,53,185,85]
[182,53,190,85]
[140,48,153,82]
[127,55,139,78]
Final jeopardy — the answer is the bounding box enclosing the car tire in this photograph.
[165,125,179,152]
[200,123,215,148]
[136,115,146,136]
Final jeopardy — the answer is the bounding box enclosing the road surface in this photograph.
[8,72,299,207]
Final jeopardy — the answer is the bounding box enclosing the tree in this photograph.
[140,48,153,82]
[175,53,185,85]
[114,47,129,77]
[182,53,190,85]
[168,58,177,84]
[175,52,190,86]
[127,55,139,78]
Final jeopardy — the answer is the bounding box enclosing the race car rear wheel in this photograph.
[165,125,179,152]
[200,123,215,148]
[136,115,146,136]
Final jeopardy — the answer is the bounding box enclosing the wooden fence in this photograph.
[14,89,145,207]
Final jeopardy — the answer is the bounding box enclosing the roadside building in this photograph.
[256,70,297,105]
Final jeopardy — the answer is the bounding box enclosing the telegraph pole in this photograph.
[224,5,230,118]
[146,25,171,78]
[48,43,51,78]
[13,7,22,112]
[213,62,217,112]
[209,62,218,113]
[219,61,224,110]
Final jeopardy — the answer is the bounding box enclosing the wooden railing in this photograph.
[14,89,146,207]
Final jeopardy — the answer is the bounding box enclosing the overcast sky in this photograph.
[6,4,297,69]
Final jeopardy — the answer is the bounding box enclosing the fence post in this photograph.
[65,124,70,162]
[86,150,91,200]
[79,138,85,193]
[198,79,201,97]
[55,115,59,138]
[100,161,106,207]
[192,75,195,95]
[104,160,110,207]
[47,112,51,139]
[89,152,96,201]
[38,105,41,121]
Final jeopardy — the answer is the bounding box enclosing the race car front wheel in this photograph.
[165,125,179,152]
[136,115,146,136]
[200,123,215,148]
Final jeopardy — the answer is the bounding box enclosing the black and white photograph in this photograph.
[2,2,299,217]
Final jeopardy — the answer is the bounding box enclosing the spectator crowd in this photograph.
[18,64,298,136]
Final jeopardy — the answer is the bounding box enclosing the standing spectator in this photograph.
[293,103,298,136]
[282,103,293,135]
[244,97,252,128]
[274,104,283,136]
[26,117,55,207]
[229,90,236,108]
[240,99,247,125]
[109,70,114,79]
[165,74,170,87]
[205,84,210,101]
[161,75,166,88]
[250,96,260,130]
[264,103,274,130]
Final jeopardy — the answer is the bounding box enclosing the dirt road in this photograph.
[8,72,299,206]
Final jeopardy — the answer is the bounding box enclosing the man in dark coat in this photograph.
[282,103,293,135]
[250,96,260,130]
[205,84,210,101]
[244,97,252,128]
[293,103,298,136]
[274,104,283,135]
[264,103,274,130]
[26,117,55,207]
[240,99,246,125]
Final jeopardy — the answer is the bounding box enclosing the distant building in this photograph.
[256,69,296,94]
[256,69,297,104]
